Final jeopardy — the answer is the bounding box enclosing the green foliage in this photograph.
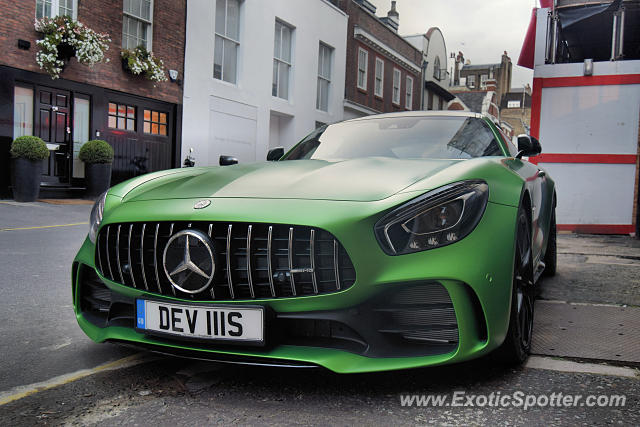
[79,140,114,164]
[10,136,50,161]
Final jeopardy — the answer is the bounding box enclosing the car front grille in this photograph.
[95,222,356,301]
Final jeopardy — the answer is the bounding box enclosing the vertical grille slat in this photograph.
[140,223,149,291]
[310,229,318,294]
[96,232,104,276]
[128,224,137,289]
[267,226,276,297]
[226,224,235,299]
[246,225,255,298]
[105,225,114,281]
[288,227,297,296]
[116,225,125,284]
[209,224,215,299]
[334,239,341,291]
[168,223,176,296]
[153,223,162,293]
[96,221,355,301]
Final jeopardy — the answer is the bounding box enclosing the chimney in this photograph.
[454,51,464,86]
[388,1,399,25]
[381,1,400,33]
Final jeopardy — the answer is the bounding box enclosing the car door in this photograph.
[495,127,549,270]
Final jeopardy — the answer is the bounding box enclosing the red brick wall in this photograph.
[0,0,185,104]
[340,0,422,113]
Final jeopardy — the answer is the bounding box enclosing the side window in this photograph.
[357,48,368,91]
[214,0,240,84]
[122,0,153,50]
[273,19,293,99]
[108,102,136,131]
[36,0,76,20]
[143,109,168,136]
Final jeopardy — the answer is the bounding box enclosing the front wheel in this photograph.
[495,206,535,365]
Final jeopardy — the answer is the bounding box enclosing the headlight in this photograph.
[88,191,108,244]
[375,181,489,255]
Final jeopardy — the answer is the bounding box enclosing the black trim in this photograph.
[108,340,321,368]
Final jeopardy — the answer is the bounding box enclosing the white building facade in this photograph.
[404,28,454,111]
[182,0,348,165]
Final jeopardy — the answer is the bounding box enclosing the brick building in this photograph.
[335,0,422,119]
[0,0,185,197]
[453,51,513,107]
[499,87,532,137]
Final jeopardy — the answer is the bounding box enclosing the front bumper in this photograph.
[72,198,517,373]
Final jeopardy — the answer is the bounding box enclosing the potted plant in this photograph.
[121,46,168,82]
[34,15,111,79]
[79,140,114,199]
[10,136,49,202]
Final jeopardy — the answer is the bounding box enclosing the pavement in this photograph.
[0,200,639,426]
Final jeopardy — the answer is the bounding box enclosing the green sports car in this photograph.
[72,111,557,373]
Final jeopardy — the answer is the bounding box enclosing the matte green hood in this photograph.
[121,158,462,203]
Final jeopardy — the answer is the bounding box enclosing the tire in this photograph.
[495,206,535,365]
[543,207,557,277]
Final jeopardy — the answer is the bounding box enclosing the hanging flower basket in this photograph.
[34,15,111,79]
[57,42,75,61]
[121,46,168,82]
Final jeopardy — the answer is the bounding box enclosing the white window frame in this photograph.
[374,57,384,97]
[316,42,333,112]
[357,47,368,91]
[392,68,401,105]
[480,74,488,89]
[467,74,476,88]
[122,0,154,50]
[273,19,294,100]
[405,75,413,110]
[214,0,241,84]
[35,0,78,20]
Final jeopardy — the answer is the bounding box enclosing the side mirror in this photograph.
[267,146,285,161]
[516,135,542,159]
[219,155,238,166]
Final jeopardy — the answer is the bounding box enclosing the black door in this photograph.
[35,86,71,185]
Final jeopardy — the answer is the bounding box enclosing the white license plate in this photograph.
[136,300,264,344]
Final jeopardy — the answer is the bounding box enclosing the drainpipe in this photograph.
[420,60,428,110]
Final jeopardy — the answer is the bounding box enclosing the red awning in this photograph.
[518,8,538,69]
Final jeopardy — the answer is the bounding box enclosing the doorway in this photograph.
[35,86,71,185]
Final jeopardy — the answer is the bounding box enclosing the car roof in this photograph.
[342,110,484,124]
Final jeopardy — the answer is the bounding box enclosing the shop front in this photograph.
[1,65,181,197]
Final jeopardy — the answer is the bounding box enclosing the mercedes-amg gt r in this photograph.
[72,111,556,373]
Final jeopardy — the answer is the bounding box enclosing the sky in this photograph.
[367,0,538,89]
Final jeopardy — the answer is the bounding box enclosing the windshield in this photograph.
[283,116,503,161]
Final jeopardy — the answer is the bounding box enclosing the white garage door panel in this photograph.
[539,162,636,225]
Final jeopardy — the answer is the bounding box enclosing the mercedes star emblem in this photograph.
[162,229,215,294]
[194,200,211,209]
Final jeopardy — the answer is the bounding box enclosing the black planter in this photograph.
[11,157,42,202]
[85,163,112,199]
